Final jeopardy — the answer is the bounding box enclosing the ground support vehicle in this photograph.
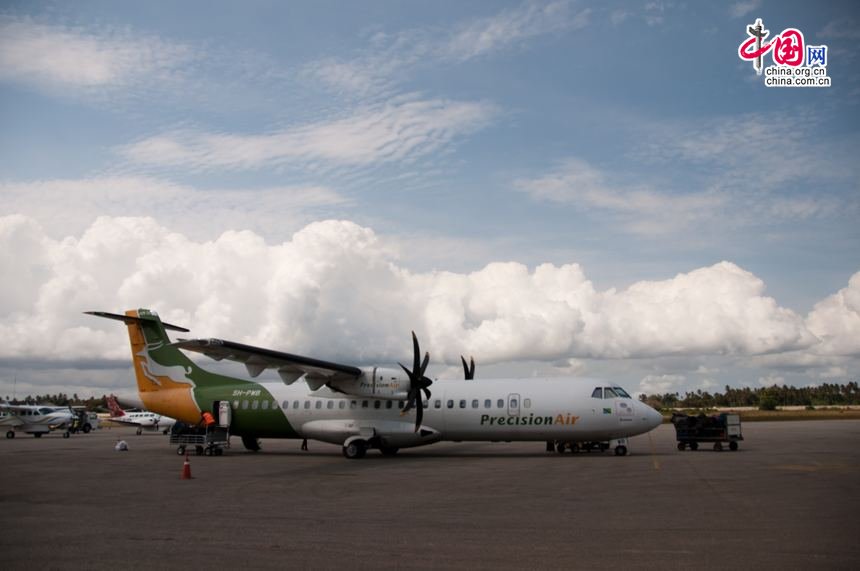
[672,412,743,451]
[170,424,230,456]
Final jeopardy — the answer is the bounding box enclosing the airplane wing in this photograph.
[170,338,362,386]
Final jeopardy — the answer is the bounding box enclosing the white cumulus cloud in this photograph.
[0,216,825,370]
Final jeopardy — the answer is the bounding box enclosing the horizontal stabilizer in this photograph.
[84,311,190,332]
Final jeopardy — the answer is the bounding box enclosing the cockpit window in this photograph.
[613,387,631,398]
[591,387,602,399]
[603,387,618,398]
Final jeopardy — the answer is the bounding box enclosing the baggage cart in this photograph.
[672,412,743,451]
[169,424,230,456]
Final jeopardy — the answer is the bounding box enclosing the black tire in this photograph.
[241,435,261,452]
[204,447,212,456]
[176,446,186,456]
[614,445,628,456]
[677,442,685,451]
[690,442,699,451]
[195,445,204,456]
[34,433,42,438]
[342,440,367,459]
[714,442,723,452]
[215,448,223,456]
[729,441,739,451]
[82,424,91,434]
[5,431,14,439]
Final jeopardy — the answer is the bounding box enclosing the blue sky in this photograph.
[1,1,859,398]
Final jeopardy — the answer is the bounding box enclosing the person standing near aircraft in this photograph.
[200,411,215,429]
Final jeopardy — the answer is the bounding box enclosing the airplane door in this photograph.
[216,400,232,427]
[508,393,521,417]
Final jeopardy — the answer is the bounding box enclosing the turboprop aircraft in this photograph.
[105,394,176,435]
[86,309,663,459]
[1,402,75,438]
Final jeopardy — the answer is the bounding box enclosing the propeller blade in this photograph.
[419,351,430,378]
[414,397,423,431]
[411,331,420,377]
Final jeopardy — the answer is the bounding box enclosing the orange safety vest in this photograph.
[202,411,216,426]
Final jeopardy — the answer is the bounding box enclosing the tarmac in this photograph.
[1,420,859,570]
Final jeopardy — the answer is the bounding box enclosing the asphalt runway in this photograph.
[1,420,858,570]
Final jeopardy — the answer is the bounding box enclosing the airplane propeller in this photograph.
[461,355,475,380]
[399,332,433,432]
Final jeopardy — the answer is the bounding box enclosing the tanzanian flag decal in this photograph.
[603,407,612,414]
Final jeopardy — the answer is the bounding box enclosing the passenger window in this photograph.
[282,401,289,409]
[471,399,479,408]
[252,400,259,410]
[447,400,454,409]
[497,399,504,408]
[362,400,369,408]
[339,401,346,409]
[434,400,441,409]
[510,398,518,408]
[315,401,322,409]
[459,399,466,408]
[262,400,269,410]
[374,400,381,409]
[304,401,310,409]
[591,387,603,399]
[524,398,531,408]
[350,400,357,409]
[604,387,618,398]
[327,401,334,409]
[233,400,239,409]
[242,400,249,409]
[386,401,393,409]
[484,399,491,409]
[398,401,404,409]
[293,401,299,409]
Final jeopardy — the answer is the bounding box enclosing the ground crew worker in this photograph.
[201,411,216,428]
[301,438,308,451]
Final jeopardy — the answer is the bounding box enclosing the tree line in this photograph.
[639,381,860,410]
[3,393,110,410]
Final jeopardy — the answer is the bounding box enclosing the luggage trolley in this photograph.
[170,401,232,456]
[672,412,743,451]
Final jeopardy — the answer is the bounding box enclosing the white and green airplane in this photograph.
[87,309,663,459]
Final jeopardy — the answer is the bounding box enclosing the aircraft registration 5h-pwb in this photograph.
[87,309,663,458]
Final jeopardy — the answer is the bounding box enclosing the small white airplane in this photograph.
[1,402,75,439]
[88,309,664,458]
[105,394,176,435]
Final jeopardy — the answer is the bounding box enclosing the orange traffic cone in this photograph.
[181,454,193,480]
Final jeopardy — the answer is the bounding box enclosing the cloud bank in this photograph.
[1,215,842,370]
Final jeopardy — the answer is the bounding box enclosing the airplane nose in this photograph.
[647,405,663,429]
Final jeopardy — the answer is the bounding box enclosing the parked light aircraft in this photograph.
[87,309,663,459]
[1,402,74,438]
[105,394,176,435]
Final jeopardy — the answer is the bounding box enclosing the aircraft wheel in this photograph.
[614,445,628,456]
[241,435,261,452]
[6,430,15,439]
[379,446,399,456]
[136,427,142,436]
[63,431,70,439]
[556,442,566,454]
[677,442,685,451]
[729,441,739,451]
[342,440,367,459]
[176,446,186,456]
[690,442,699,451]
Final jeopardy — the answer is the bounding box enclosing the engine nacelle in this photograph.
[327,366,411,400]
